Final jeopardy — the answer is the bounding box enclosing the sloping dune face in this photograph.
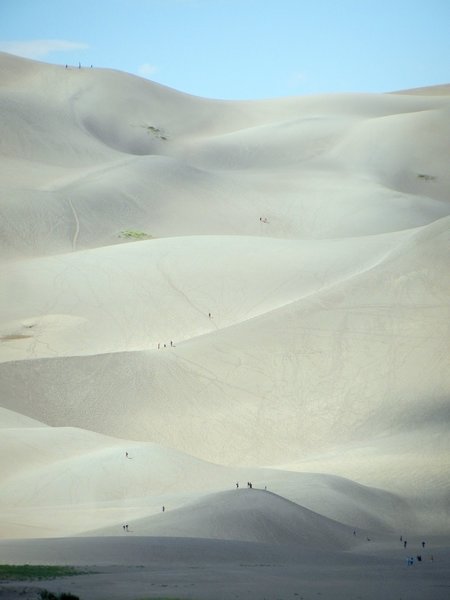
[0,52,449,540]
[87,489,357,548]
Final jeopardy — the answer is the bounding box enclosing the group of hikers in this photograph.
[235,481,268,490]
[400,536,426,549]
[120,452,436,562]
[122,452,166,531]
[157,340,175,349]
[155,312,215,350]
[406,553,433,565]
[65,63,93,69]
[400,536,432,564]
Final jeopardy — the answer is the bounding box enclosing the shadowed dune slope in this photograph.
[0,414,416,539]
[86,489,357,549]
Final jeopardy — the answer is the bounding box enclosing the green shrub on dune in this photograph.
[119,230,152,240]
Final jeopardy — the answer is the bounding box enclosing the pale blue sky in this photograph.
[1,0,449,99]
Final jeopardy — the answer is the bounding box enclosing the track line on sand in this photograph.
[67,198,80,251]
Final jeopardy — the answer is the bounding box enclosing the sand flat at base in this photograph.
[0,536,449,600]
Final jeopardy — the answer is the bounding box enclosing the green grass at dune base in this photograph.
[0,564,87,581]
[40,591,80,600]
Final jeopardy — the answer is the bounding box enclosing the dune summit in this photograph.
[0,52,449,599]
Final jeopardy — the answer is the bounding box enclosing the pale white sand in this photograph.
[0,52,449,599]
[391,83,450,95]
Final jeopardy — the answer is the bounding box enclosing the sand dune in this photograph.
[0,230,413,361]
[0,414,415,539]
[1,52,449,260]
[0,406,47,429]
[0,53,449,599]
[86,488,358,549]
[392,83,450,96]
[2,214,447,475]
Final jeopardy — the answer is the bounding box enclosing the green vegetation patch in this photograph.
[0,564,86,581]
[119,230,152,240]
[40,591,80,600]
[145,125,168,140]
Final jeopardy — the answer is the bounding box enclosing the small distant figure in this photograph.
[122,525,126,532]
[162,506,165,512]
[125,524,129,532]
[400,535,403,542]
[249,482,253,489]
[366,537,371,542]
[421,541,426,548]
[353,530,356,536]
[264,485,267,491]
[65,64,68,69]
[78,62,81,69]
[407,556,414,566]
[417,555,422,562]
[90,64,93,68]
[404,540,407,548]
[158,343,160,349]
[164,343,166,348]
[170,340,174,347]
[208,312,212,319]
[236,482,239,489]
